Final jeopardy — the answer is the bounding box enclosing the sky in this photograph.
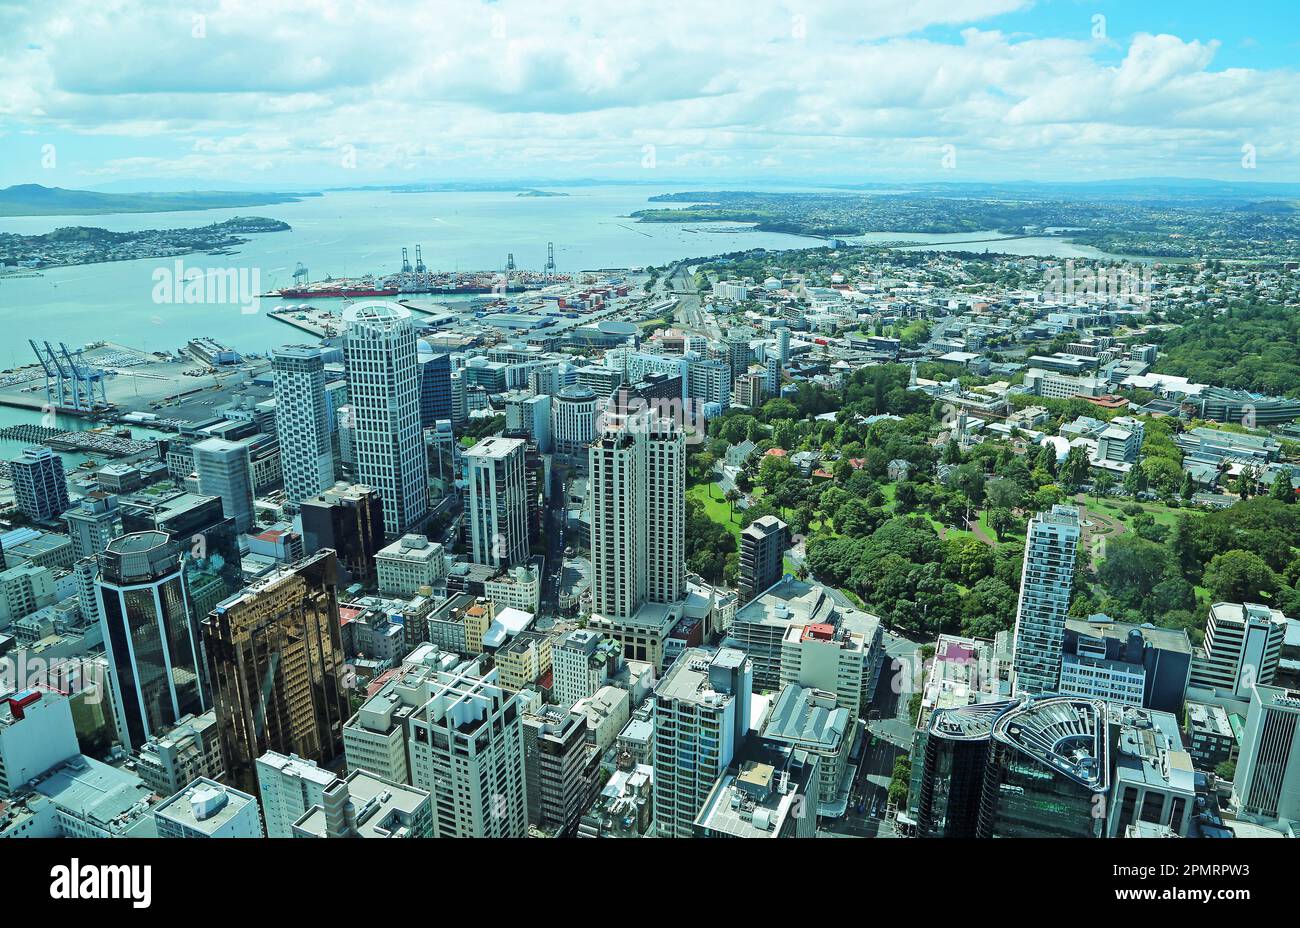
[0,0,1298,189]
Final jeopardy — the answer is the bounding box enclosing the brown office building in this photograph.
[299,483,384,588]
[203,550,349,793]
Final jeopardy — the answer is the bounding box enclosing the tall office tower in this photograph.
[738,515,787,605]
[1011,505,1080,695]
[726,333,750,380]
[686,357,731,408]
[653,647,752,837]
[521,705,599,837]
[915,701,1010,839]
[500,432,544,546]
[300,483,385,587]
[504,392,552,453]
[343,303,429,538]
[764,353,781,397]
[450,369,468,430]
[63,492,123,560]
[644,416,685,605]
[255,750,339,838]
[551,384,598,457]
[776,326,791,365]
[406,658,528,837]
[590,426,644,621]
[0,534,6,570]
[95,532,206,752]
[1190,602,1287,698]
[73,556,102,627]
[154,778,265,838]
[272,345,336,505]
[917,696,1110,838]
[203,550,349,794]
[588,414,685,621]
[1232,684,1300,825]
[193,438,255,534]
[465,436,529,568]
[10,446,70,521]
[417,347,453,427]
[335,404,357,480]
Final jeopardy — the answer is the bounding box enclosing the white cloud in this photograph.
[1,0,1297,183]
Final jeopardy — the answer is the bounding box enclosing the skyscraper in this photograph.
[417,347,452,428]
[405,658,528,837]
[1011,505,1080,695]
[653,647,752,837]
[202,550,349,794]
[95,531,206,751]
[300,483,384,588]
[521,704,599,837]
[1232,684,1300,825]
[588,413,685,621]
[193,438,254,534]
[465,436,529,569]
[271,345,336,505]
[10,446,70,522]
[343,303,429,538]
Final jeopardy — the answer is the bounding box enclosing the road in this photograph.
[818,630,924,839]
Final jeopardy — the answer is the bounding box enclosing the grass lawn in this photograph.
[688,480,741,543]
[1079,494,1199,530]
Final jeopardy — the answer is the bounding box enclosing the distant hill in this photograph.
[0,184,319,217]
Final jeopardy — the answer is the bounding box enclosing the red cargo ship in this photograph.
[276,286,399,298]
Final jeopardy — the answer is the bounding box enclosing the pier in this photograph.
[0,423,157,457]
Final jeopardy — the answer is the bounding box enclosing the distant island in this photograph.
[516,189,569,198]
[0,184,318,217]
[0,216,291,269]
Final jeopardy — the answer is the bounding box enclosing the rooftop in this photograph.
[154,778,259,835]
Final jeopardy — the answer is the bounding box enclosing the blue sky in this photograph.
[1,0,1297,189]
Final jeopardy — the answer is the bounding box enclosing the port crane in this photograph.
[414,245,427,274]
[293,263,309,286]
[29,339,108,413]
[401,247,412,273]
[506,253,516,272]
[544,242,556,280]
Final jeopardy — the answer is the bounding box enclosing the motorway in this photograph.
[662,261,722,341]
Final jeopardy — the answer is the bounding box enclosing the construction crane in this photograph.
[414,245,427,274]
[544,242,556,280]
[401,247,412,273]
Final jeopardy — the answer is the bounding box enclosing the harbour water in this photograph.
[0,185,1125,362]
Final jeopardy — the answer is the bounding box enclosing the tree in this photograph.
[724,488,741,521]
[954,463,987,508]
[985,477,1022,512]
[1097,535,1170,607]
[1060,445,1091,491]
[1035,443,1058,478]
[1203,550,1280,604]
[1180,470,1196,500]
[1270,473,1296,503]
[1122,465,1148,497]
[988,507,1015,541]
